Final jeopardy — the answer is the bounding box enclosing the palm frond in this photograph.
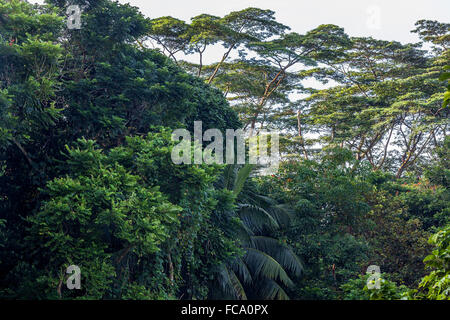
[238,204,279,233]
[222,164,236,190]
[230,257,253,285]
[244,248,294,287]
[233,164,254,197]
[248,193,278,206]
[216,264,248,300]
[257,278,290,300]
[267,204,295,228]
[234,217,255,241]
[250,236,303,277]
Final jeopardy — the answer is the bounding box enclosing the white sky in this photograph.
[137,0,450,43]
[30,0,448,88]
[31,0,449,44]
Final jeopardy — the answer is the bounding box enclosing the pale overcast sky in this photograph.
[31,0,449,44]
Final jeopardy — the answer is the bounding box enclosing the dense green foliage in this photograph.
[418,224,450,299]
[0,0,448,300]
[0,0,240,299]
[341,273,410,300]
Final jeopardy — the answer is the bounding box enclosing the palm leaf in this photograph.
[267,203,295,228]
[233,164,254,197]
[248,192,278,206]
[257,279,290,300]
[250,236,303,277]
[234,216,255,241]
[244,248,294,287]
[230,257,253,285]
[238,204,279,233]
[222,164,236,190]
[216,264,248,300]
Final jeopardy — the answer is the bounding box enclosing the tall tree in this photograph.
[146,16,190,63]
[302,26,449,176]
[212,24,350,136]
